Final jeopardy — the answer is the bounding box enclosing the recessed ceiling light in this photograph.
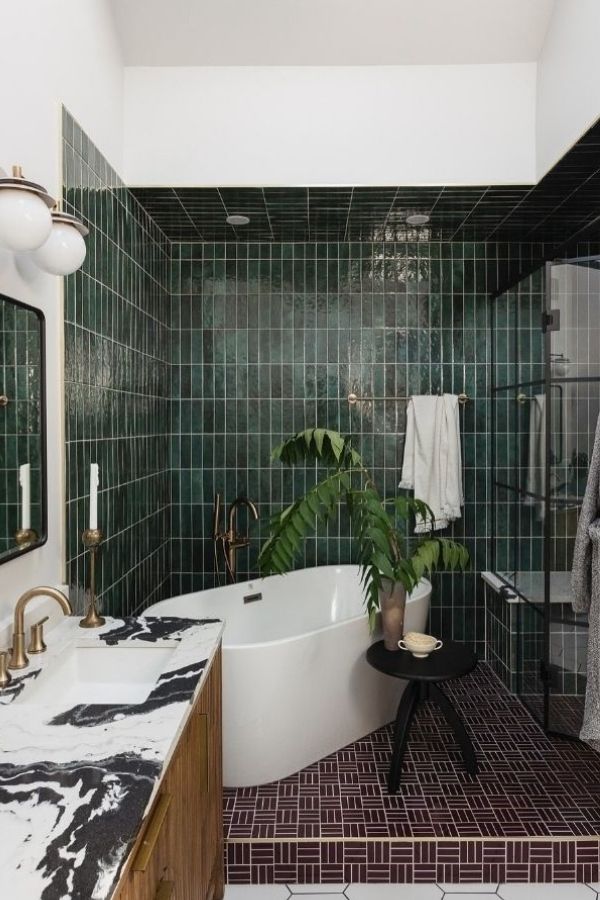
[406,213,430,226]
[226,214,250,226]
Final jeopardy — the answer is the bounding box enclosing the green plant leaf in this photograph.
[371,551,395,581]
[366,526,390,556]
[314,428,325,455]
[258,468,351,577]
[259,429,469,618]
[329,431,345,461]
[368,607,378,633]
[298,501,316,528]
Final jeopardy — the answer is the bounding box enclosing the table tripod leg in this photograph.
[388,681,419,792]
[430,683,478,776]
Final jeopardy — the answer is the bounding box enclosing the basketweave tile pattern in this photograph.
[225,838,600,886]
[169,241,541,653]
[62,109,172,616]
[224,665,600,884]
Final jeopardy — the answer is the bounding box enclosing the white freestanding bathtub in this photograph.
[145,565,431,787]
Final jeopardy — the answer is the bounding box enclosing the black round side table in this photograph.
[366,639,478,793]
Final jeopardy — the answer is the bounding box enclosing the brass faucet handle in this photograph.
[28,616,50,654]
[0,652,11,689]
[8,632,28,670]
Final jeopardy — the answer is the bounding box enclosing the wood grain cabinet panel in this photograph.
[115,647,223,900]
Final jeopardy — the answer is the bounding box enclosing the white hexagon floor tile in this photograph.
[224,887,291,899]
[439,887,498,894]
[498,884,597,899]
[346,885,444,899]
[440,895,501,900]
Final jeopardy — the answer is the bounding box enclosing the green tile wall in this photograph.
[63,110,172,616]
[59,112,548,651]
[169,240,505,653]
[0,300,43,554]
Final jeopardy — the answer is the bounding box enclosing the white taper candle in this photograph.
[89,463,99,530]
[19,463,31,531]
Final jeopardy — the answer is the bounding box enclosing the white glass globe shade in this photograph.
[32,221,87,275]
[0,188,52,251]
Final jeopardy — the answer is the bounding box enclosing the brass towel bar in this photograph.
[348,391,469,406]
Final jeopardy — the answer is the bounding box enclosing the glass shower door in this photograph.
[491,266,547,725]
[545,258,599,736]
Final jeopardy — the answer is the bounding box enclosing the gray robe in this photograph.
[572,413,600,746]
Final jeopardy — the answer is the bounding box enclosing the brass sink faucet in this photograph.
[8,586,72,670]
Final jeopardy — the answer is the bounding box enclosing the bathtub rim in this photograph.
[145,570,432,651]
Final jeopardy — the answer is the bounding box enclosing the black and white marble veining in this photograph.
[100,615,220,645]
[0,667,41,705]
[0,614,223,900]
[0,753,161,900]
[50,659,207,727]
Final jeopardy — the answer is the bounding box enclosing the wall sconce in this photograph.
[0,166,55,251]
[0,165,88,275]
[32,204,89,276]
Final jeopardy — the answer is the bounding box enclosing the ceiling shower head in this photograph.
[226,214,250,226]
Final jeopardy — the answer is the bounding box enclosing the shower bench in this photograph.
[367,639,478,792]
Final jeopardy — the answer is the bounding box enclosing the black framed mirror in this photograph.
[0,293,47,563]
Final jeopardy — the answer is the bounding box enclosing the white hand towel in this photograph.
[399,395,447,532]
[399,394,463,533]
[440,393,463,521]
[524,394,545,520]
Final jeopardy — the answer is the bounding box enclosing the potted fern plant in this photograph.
[258,428,469,650]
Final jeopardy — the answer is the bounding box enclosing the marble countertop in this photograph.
[0,614,223,900]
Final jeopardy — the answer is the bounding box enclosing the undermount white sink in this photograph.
[20,642,177,707]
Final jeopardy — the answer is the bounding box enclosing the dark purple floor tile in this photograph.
[224,663,600,885]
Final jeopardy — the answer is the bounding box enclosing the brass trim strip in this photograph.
[155,881,174,900]
[225,834,600,844]
[198,712,209,794]
[132,793,172,872]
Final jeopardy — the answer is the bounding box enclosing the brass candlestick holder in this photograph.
[14,528,39,549]
[80,528,106,628]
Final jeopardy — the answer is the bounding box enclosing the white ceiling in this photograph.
[110,0,555,67]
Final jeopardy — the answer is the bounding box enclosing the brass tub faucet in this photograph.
[213,494,259,583]
[8,587,72,670]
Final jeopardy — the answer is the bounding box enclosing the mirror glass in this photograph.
[0,293,46,562]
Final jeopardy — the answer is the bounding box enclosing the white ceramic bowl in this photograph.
[398,631,443,658]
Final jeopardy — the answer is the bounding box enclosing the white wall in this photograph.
[112,0,554,67]
[0,0,123,618]
[536,0,600,177]
[123,64,537,187]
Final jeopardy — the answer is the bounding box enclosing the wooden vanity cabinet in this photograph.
[114,647,223,900]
